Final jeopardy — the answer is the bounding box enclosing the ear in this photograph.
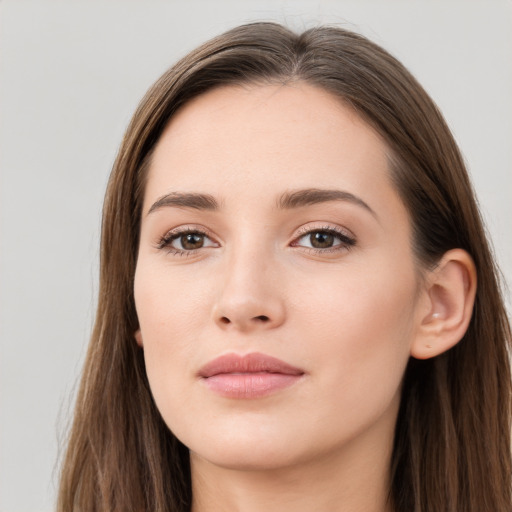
[134,328,143,347]
[411,249,477,360]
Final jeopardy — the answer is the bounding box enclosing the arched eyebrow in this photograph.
[277,188,377,219]
[147,192,219,215]
[146,188,377,219]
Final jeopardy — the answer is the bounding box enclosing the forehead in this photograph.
[144,83,400,217]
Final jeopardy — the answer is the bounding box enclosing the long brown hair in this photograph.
[57,22,512,511]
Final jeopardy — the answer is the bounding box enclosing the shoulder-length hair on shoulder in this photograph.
[57,21,512,512]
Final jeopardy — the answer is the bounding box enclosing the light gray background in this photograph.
[1,1,511,510]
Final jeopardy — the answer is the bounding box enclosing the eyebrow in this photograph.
[277,188,377,218]
[147,192,219,215]
[146,187,376,218]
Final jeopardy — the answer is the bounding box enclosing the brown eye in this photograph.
[179,233,205,250]
[309,231,335,248]
[293,228,356,252]
[160,229,219,253]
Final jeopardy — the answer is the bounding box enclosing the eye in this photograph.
[175,232,207,250]
[292,227,356,252]
[157,228,218,254]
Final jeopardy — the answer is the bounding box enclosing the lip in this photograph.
[198,352,305,399]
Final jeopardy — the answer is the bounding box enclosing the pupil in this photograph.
[181,233,204,250]
[311,231,334,248]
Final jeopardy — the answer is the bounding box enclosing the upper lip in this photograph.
[198,352,304,378]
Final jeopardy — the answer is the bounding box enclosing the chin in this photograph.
[190,443,300,472]
[178,421,307,472]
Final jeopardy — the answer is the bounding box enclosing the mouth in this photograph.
[198,352,305,399]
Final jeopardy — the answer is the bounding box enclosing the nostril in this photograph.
[217,314,271,326]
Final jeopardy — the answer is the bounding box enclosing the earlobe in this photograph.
[411,249,477,360]
[134,329,143,347]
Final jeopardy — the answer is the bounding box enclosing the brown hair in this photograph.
[57,22,512,511]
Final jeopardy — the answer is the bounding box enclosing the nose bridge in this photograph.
[212,233,285,331]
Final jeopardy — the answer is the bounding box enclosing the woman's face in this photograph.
[134,83,425,472]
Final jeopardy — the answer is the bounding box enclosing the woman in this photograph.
[57,22,512,511]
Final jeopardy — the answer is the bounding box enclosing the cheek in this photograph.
[290,258,418,395]
[274,264,417,453]
[135,260,212,335]
[133,262,208,392]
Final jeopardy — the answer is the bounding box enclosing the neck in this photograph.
[190,431,394,512]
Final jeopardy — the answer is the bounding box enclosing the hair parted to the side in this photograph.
[57,22,512,512]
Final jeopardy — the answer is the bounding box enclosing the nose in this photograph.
[212,249,286,333]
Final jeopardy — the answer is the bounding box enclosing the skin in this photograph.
[134,83,469,511]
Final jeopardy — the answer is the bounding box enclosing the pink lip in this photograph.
[198,352,304,399]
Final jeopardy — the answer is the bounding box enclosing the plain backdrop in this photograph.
[1,1,511,510]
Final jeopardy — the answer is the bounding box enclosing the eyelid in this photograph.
[293,223,356,242]
[290,223,357,252]
[155,224,219,252]
[298,220,353,233]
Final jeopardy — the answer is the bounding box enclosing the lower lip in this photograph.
[202,372,302,398]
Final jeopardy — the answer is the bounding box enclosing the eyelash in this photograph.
[291,225,356,254]
[156,225,356,256]
[156,226,217,256]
